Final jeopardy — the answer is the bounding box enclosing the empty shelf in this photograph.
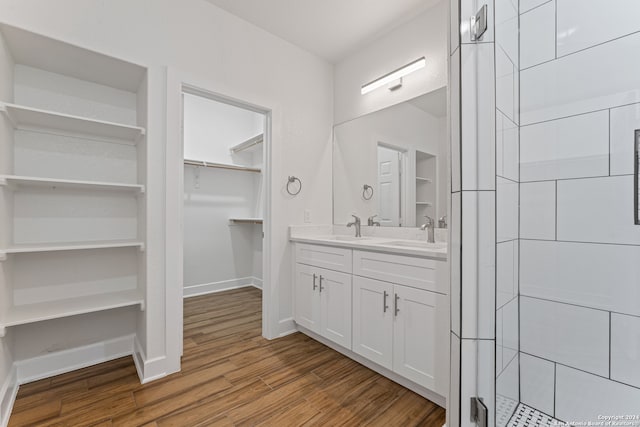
[0,102,145,143]
[0,175,145,193]
[0,240,144,258]
[416,202,433,206]
[229,218,263,224]
[0,290,145,331]
[184,159,261,173]
[230,134,263,154]
[416,177,433,182]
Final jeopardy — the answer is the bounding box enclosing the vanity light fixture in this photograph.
[360,57,426,95]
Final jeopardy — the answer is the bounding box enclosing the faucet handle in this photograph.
[351,214,361,222]
[423,215,434,224]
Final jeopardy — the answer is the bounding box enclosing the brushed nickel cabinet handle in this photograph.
[312,274,317,291]
[319,275,324,293]
[383,291,389,313]
[394,293,400,316]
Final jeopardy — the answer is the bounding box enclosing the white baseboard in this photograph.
[0,366,17,427]
[15,334,135,385]
[278,317,296,337]
[297,326,446,408]
[133,336,168,384]
[183,277,263,298]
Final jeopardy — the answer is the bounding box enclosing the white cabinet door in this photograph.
[318,268,352,349]
[294,263,320,333]
[352,276,393,370]
[393,285,447,392]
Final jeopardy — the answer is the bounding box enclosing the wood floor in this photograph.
[9,287,445,426]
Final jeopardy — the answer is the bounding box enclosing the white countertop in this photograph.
[289,233,448,260]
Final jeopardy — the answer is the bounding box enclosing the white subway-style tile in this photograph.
[610,102,640,176]
[461,191,495,339]
[557,175,640,245]
[520,353,555,416]
[611,313,640,389]
[451,48,461,193]
[461,43,496,190]
[497,111,519,181]
[495,0,518,65]
[451,191,462,336]
[520,181,555,240]
[496,307,504,374]
[521,240,640,317]
[520,0,550,14]
[502,298,518,368]
[521,32,640,124]
[520,0,555,69]
[497,177,518,242]
[497,240,518,308]
[557,0,640,57]
[556,365,640,423]
[460,339,478,427]
[520,110,609,181]
[521,296,609,377]
[496,355,519,425]
[496,46,516,123]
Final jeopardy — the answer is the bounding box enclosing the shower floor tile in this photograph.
[507,403,564,427]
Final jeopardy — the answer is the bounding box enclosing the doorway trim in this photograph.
[165,69,275,371]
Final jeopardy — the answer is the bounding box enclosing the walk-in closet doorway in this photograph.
[172,83,273,356]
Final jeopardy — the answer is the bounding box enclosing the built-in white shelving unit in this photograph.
[0,24,148,338]
[229,217,263,225]
[415,150,436,226]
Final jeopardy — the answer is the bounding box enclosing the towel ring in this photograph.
[362,184,373,200]
[287,176,302,196]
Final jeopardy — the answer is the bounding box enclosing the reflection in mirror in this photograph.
[333,87,447,227]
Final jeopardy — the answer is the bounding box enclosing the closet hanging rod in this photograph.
[230,133,263,154]
[183,159,261,173]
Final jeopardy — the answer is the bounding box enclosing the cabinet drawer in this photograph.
[353,250,446,294]
[295,243,352,273]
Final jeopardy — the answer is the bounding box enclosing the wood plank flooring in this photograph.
[9,287,445,426]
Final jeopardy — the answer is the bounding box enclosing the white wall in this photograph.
[0,0,334,378]
[333,101,445,224]
[334,1,447,124]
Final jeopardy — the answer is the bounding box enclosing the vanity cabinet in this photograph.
[352,276,447,393]
[293,241,449,400]
[294,262,352,349]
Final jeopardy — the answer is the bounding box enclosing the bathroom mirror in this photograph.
[333,87,448,227]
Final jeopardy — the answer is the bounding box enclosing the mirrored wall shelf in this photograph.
[0,102,145,143]
[0,240,144,260]
[184,159,261,173]
[416,177,433,182]
[0,175,145,193]
[0,290,145,336]
[229,218,263,225]
[230,134,263,154]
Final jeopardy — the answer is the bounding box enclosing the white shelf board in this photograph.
[0,103,145,143]
[184,159,261,173]
[416,177,433,182]
[416,202,433,206]
[0,240,144,257]
[229,218,263,224]
[0,175,145,193]
[0,290,144,329]
[230,134,263,154]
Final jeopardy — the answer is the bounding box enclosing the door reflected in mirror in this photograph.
[333,87,447,228]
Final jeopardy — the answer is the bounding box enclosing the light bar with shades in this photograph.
[360,57,426,95]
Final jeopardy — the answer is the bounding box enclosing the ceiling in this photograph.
[204,0,442,63]
[409,87,447,118]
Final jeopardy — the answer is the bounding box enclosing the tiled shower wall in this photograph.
[518,0,640,422]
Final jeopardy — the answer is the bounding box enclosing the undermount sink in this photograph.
[380,240,447,249]
[325,236,371,241]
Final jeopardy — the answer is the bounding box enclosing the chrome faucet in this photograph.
[367,215,381,227]
[420,215,435,243]
[347,215,362,237]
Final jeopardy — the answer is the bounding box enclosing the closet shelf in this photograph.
[416,202,433,206]
[184,159,261,173]
[229,218,263,225]
[0,290,145,333]
[416,177,433,182]
[0,102,145,143]
[230,134,263,154]
[0,240,144,259]
[0,175,145,193]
